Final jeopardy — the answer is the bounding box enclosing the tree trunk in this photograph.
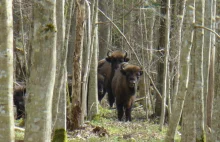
[181,1,196,141]
[88,0,99,119]
[24,0,57,141]
[194,0,206,141]
[98,0,112,59]
[155,0,166,117]
[206,0,216,137]
[52,0,67,140]
[138,7,147,115]
[81,0,92,121]
[67,1,76,74]
[0,0,15,141]
[165,0,190,141]
[211,1,219,141]
[159,0,170,130]
[70,0,85,130]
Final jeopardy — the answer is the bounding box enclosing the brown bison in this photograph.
[98,50,129,107]
[14,85,26,119]
[112,63,143,121]
[98,73,105,102]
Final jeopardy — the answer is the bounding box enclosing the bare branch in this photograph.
[194,25,220,39]
[98,8,142,65]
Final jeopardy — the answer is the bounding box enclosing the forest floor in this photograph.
[67,103,181,142]
[15,100,181,142]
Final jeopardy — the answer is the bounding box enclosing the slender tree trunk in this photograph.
[139,7,147,115]
[0,0,15,141]
[195,0,206,141]
[52,0,67,140]
[181,0,196,141]
[98,0,112,59]
[207,0,216,135]
[159,0,170,130]
[211,1,219,141]
[165,0,191,141]
[155,0,166,117]
[203,1,212,136]
[70,0,85,130]
[67,1,75,74]
[144,8,156,114]
[80,0,91,122]
[88,0,99,119]
[24,0,57,141]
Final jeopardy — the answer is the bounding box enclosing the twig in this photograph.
[98,8,142,65]
[194,24,220,39]
[145,70,162,100]
[98,6,163,101]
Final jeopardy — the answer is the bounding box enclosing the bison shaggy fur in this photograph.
[98,50,129,107]
[112,63,143,121]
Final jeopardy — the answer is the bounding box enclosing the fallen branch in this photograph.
[15,126,25,132]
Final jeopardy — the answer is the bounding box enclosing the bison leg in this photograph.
[98,89,106,102]
[125,107,132,121]
[117,104,124,121]
[107,92,115,108]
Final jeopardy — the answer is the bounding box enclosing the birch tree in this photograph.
[0,0,15,141]
[24,0,57,141]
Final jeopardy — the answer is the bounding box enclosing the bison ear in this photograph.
[120,63,127,75]
[124,57,130,62]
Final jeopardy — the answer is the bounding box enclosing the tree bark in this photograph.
[159,0,170,130]
[88,0,99,119]
[98,0,112,59]
[181,0,196,141]
[52,0,67,138]
[24,0,57,141]
[70,0,85,130]
[155,0,166,117]
[207,0,216,135]
[0,0,15,141]
[194,0,206,141]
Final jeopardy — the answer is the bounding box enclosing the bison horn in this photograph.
[124,51,128,58]
[121,62,128,71]
[107,51,112,57]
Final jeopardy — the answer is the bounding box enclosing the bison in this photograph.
[112,63,143,121]
[98,73,105,102]
[98,50,130,107]
[13,85,26,119]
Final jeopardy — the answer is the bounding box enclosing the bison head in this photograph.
[106,50,130,70]
[120,63,143,88]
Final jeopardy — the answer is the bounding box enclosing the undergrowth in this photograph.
[15,104,181,142]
